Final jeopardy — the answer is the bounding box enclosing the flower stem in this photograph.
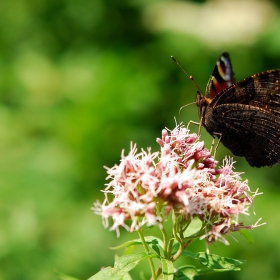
[171,237,183,261]
[171,212,184,261]
[138,228,156,280]
[159,225,168,258]
[167,238,174,260]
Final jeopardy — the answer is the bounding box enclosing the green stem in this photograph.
[159,225,168,258]
[171,234,183,262]
[167,237,174,260]
[138,228,156,280]
[170,212,195,262]
[171,212,184,262]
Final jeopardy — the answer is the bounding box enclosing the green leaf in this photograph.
[196,252,245,270]
[161,258,174,280]
[174,265,224,279]
[184,217,202,237]
[110,236,163,250]
[174,265,198,280]
[124,245,135,255]
[181,251,197,259]
[182,251,245,272]
[88,252,158,280]
[150,242,162,257]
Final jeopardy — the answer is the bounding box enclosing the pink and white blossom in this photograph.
[92,124,262,244]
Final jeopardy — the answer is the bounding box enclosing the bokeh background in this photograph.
[1,0,280,279]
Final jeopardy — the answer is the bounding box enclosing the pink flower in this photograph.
[92,124,262,244]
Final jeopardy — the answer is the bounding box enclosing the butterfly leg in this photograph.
[211,132,222,157]
[187,118,203,136]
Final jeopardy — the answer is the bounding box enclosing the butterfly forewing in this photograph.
[210,70,280,116]
[205,52,235,99]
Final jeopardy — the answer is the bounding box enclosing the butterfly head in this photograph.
[196,90,212,120]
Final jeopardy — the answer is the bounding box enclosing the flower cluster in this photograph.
[93,125,262,244]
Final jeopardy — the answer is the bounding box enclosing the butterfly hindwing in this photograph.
[211,103,280,167]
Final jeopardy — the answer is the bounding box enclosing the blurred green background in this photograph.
[1,0,280,279]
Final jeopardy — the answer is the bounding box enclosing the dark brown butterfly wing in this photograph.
[210,70,280,116]
[208,103,280,167]
[197,53,280,167]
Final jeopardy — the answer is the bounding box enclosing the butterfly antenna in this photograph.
[171,56,203,94]
[179,102,196,114]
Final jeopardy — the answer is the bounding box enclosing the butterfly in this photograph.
[196,52,280,167]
